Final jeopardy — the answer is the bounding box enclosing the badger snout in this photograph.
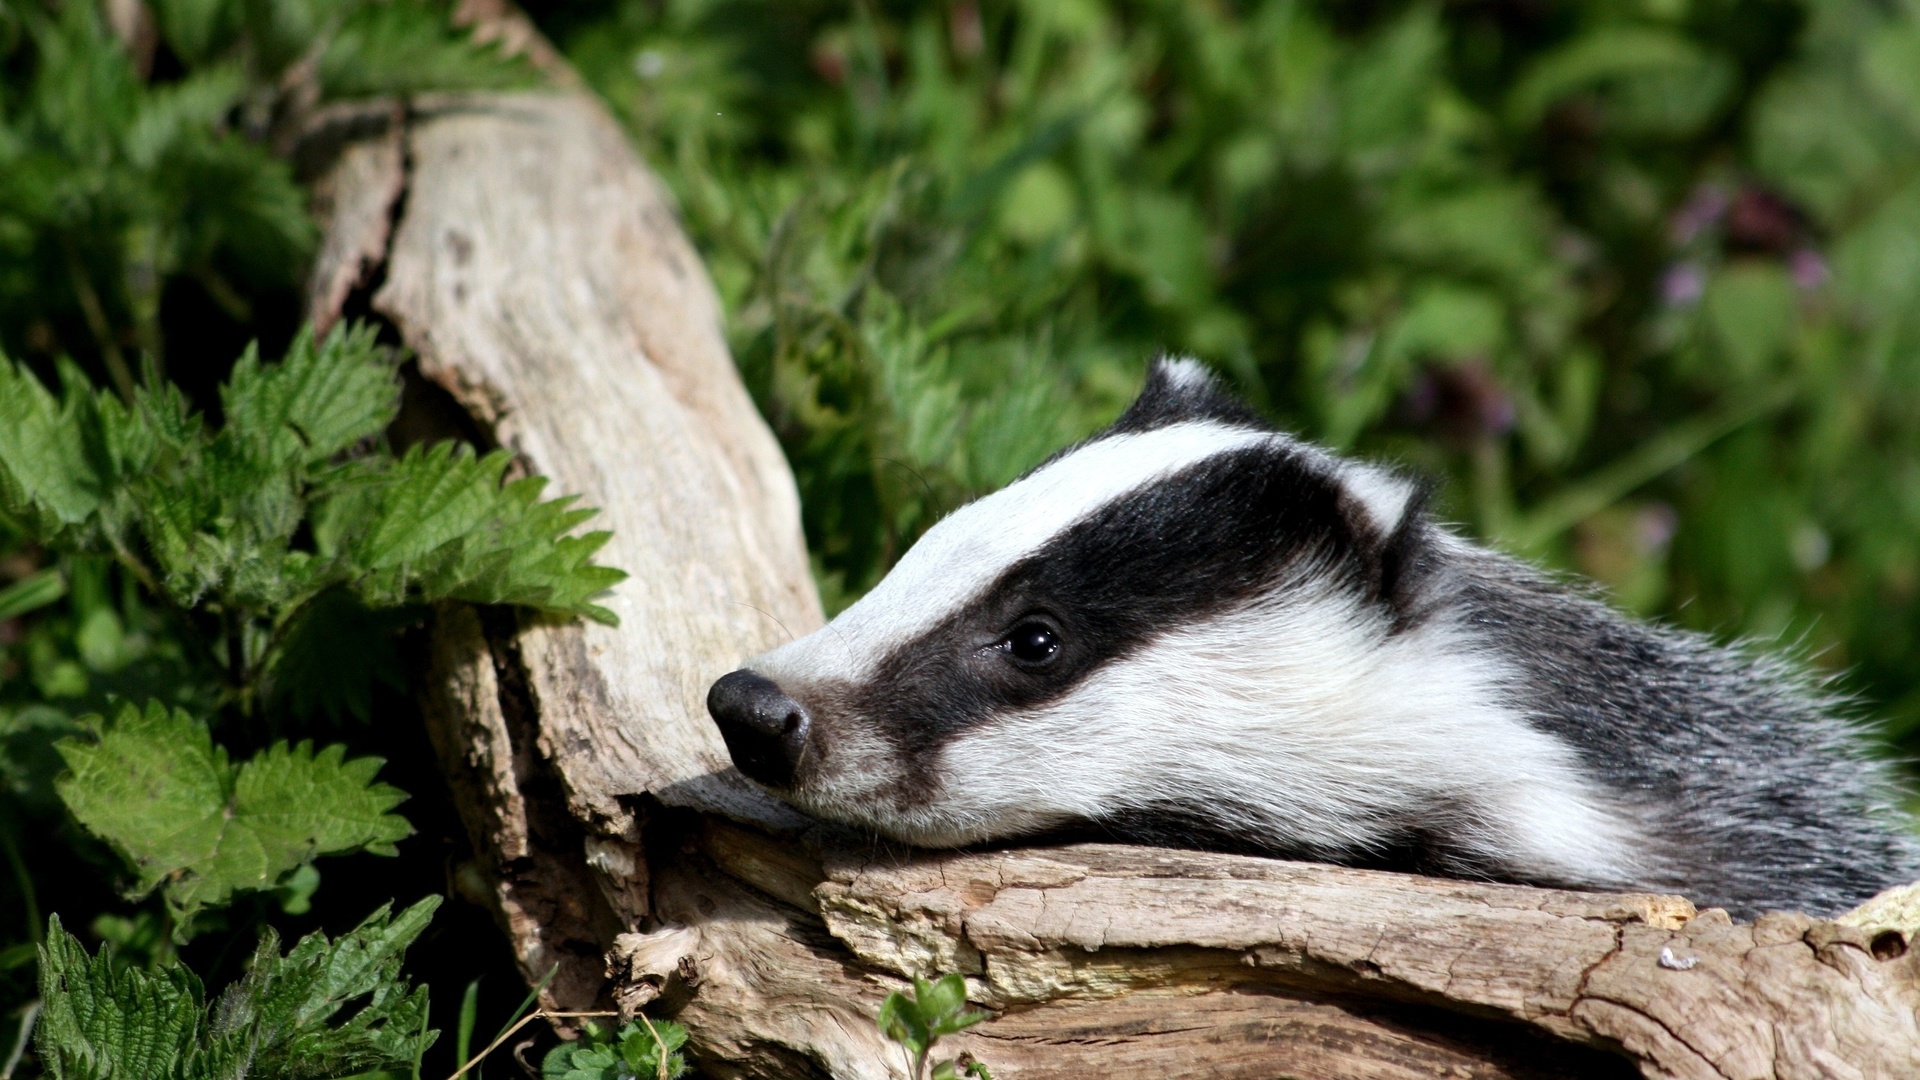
[707,669,812,788]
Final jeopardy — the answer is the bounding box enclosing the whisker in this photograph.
[729,599,799,643]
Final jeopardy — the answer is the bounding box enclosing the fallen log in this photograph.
[299,23,1920,1078]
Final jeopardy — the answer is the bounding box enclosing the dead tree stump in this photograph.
[299,31,1920,1079]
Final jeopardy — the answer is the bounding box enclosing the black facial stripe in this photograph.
[829,441,1424,801]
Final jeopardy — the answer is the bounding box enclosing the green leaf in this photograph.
[204,898,441,1079]
[54,701,411,932]
[319,1,533,98]
[266,588,412,723]
[455,978,481,1066]
[149,0,238,68]
[541,1042,623,1080]
[346,443,626,623]
[1508,27,1735,136]
[618,1018,688,1077]
[221,324,399,471]
[877,989,930,1055]
[540,1017,687,1080]
[0,566,65,619]
[123,64,247,169]
[1,703,79,814]
[1863,22,1920,139]
[0,358,108,540]
[36,900,439,1080]
[1700,262,1797,378]
[878,971,987,1072]
[35,914,203,1080]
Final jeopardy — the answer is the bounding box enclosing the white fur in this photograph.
[1156,357,1217,392]
[755,419,1274,684]
[785,573,1652,891]
[1339,463,1416,536]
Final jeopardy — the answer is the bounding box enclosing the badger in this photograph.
[707,358,1920,918]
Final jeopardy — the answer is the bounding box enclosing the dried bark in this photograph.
[300,51,1920,1080]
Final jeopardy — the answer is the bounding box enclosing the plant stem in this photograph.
[634,1012,672,1080]
[62,240,136,402]
[0,816,39,944]
[445,1009,619,1080]
[0,1000,41,1080]
[1499,382,1798,555]
[193,263,253,322]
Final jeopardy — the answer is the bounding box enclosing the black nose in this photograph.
[706,669,812,788]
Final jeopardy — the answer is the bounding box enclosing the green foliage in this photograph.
[876,973,990,1080]
[34,898,439,1080]
[0,568,66,621]
[541,1016,688,1080]
[0,1,597,1074]
[53,701,410,931]
[562,0,1920,751]
[0,322,623,716]
[0,0,525,392]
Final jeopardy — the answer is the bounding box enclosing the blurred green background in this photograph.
[4,0,1920,1074]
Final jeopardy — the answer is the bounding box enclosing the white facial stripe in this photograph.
[917,590,1649,888]
[754,419,1278,683]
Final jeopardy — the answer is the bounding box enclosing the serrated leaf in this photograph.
[54,701,233,899]
[619,1018,688,1077]
[266,587,412,723]
[221,323,399,470]
[319,0,533,99]
[540,1017,688,1080]
[124,64,246,169]
[36,915,203,1080]
[352,443,515,569]
[346,443,626,623]
[0,357,108,538]
[205,897,440,1078]
[54,701,411,933]
[36,900,438,1080]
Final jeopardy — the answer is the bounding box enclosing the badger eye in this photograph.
[1003,622,1060,665]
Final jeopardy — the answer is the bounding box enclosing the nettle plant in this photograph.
[0,323,623,1075]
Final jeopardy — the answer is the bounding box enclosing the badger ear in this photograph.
[1108,356,1268,435]
[1337,464,1438,629]
[1337,462,1422,539]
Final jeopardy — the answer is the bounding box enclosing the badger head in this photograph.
[706,359,1649,887]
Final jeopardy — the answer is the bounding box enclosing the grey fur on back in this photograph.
[1450,544,1920,916]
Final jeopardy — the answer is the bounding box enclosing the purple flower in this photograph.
[1790,248,1829,291]
[1670,185,1730,246]
[1661,262,1706,307]
[1636,504,1679,555]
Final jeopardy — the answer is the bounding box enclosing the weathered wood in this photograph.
[302,43,1920,1080]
